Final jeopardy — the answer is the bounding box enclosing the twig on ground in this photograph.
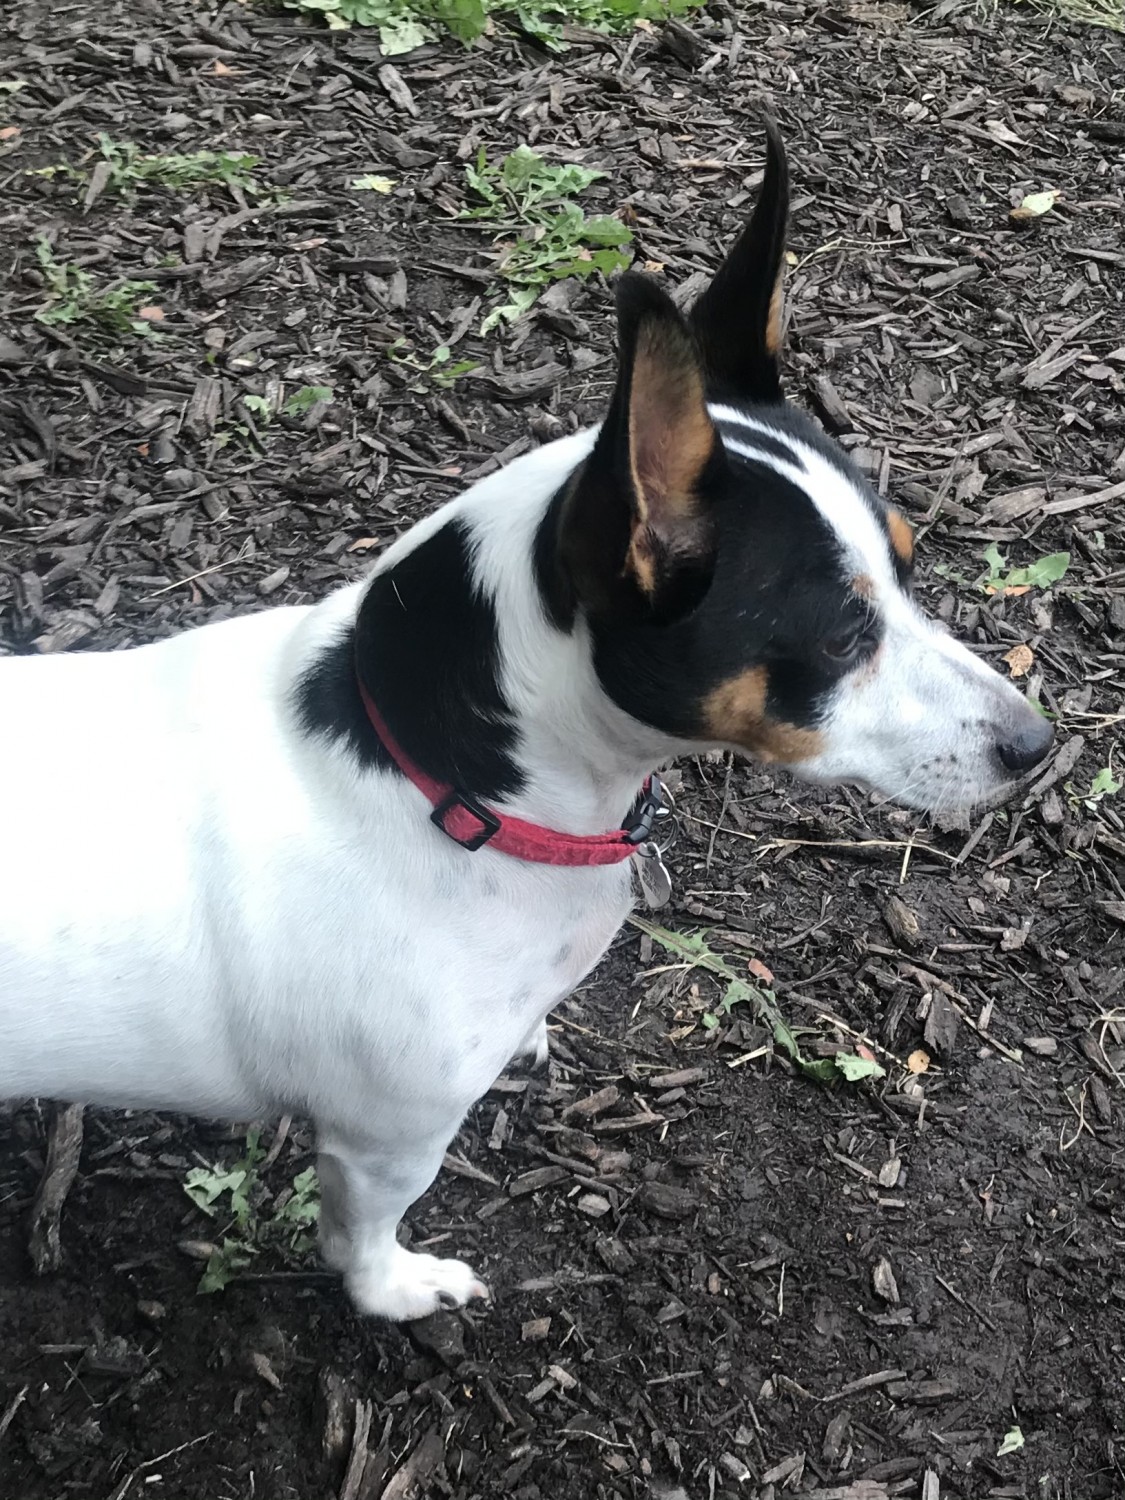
[28,1102,85,1275]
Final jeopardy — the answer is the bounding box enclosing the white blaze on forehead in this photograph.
[710,404,898,590]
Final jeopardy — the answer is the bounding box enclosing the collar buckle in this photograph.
[431,789,502,851]
[623,773,676,847]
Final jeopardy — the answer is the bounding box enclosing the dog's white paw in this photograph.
[347,1246,489,1322]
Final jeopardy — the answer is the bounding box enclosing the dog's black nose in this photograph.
[996,714,1054,776]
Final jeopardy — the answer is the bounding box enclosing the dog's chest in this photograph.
[451,858,634,1009]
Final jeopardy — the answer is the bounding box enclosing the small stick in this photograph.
[260,1114,292,1173]
[338,1399,373,1500]
[0,1385,28,1445]
[28,1103,85,1275]
[934,1272,998,1332]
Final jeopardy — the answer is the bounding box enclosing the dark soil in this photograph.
[2,1,1124,1497]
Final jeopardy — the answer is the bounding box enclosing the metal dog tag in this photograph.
[635,841,673,909]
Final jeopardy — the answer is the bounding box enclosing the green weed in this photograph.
[33,238,162,341]
[979,543,1070,595]
[241,385,334,426]
[94,135,261,193]
[268,0,703,54]
[1066,761,1122,814]
[33,134,262,198]
[387,339,479,389]
[630,915,885,1086]
[935,543,1070,597]
[184,1129,320,1293]
[1006,0,1123,31]
[461,146,632,331]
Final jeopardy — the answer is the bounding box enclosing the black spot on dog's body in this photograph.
[294,626,391,772]
[296,519,523,802]
[534,483,578,632]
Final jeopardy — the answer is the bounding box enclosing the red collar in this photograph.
[357,678,657,867]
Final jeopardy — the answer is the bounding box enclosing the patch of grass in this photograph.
[33,238,162,341]
[387,338,479,388]
[33,134,263,198]
[1010,0,1123,31]
[935,542,1070,597]
[94,135,262,194]
[184,1129,320,1293]
[461,146,632,331]
[630,915,885,1086]
[269,0,704,53]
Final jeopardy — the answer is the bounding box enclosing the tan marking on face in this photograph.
[765,271,785,356]
[851,573,875,599]
[703,666,824,764]
[886,508,914,566]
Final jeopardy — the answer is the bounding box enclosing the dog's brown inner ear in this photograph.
[886,508,914,566]
[624,317,717,597]
[764,267,785,357]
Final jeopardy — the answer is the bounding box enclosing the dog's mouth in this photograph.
[848,756,1044,830]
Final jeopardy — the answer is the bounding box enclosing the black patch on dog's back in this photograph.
[298,518,523,802]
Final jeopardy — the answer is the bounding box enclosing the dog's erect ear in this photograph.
[557,273,724,622]
[690,116,789,405]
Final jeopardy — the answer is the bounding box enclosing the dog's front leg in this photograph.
[316,1128,488,1322]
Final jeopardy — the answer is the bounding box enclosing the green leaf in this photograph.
[1089,765,1122,799]
[834,1052,886,1083]
[799,1057,844,1085]
[997,1426,1024,1457]
[282,384,333,416]
[581,214,633,247]
[242,394,273,420]
[481,284,538,332]
[1011,189,1058,221]
[1022,551,1069,587]
[351,173,396,192]
[435,0,490,41]
[184,1166,250,1216]
[198,1238,255,1294]
[501,144,549,191]
[379,15,433,51]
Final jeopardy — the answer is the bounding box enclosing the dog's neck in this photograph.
[349,431,687,837]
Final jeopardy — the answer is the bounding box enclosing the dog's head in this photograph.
[538,120,1052,817]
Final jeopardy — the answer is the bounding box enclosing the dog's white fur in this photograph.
[0,419,1036,1319]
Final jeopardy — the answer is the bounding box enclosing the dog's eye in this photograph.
[823,629,867,666]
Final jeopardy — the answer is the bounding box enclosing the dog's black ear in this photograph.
[557,272,724,622]
[690,116,789,405]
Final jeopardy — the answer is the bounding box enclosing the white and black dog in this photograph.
[0,122,1051,1321]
